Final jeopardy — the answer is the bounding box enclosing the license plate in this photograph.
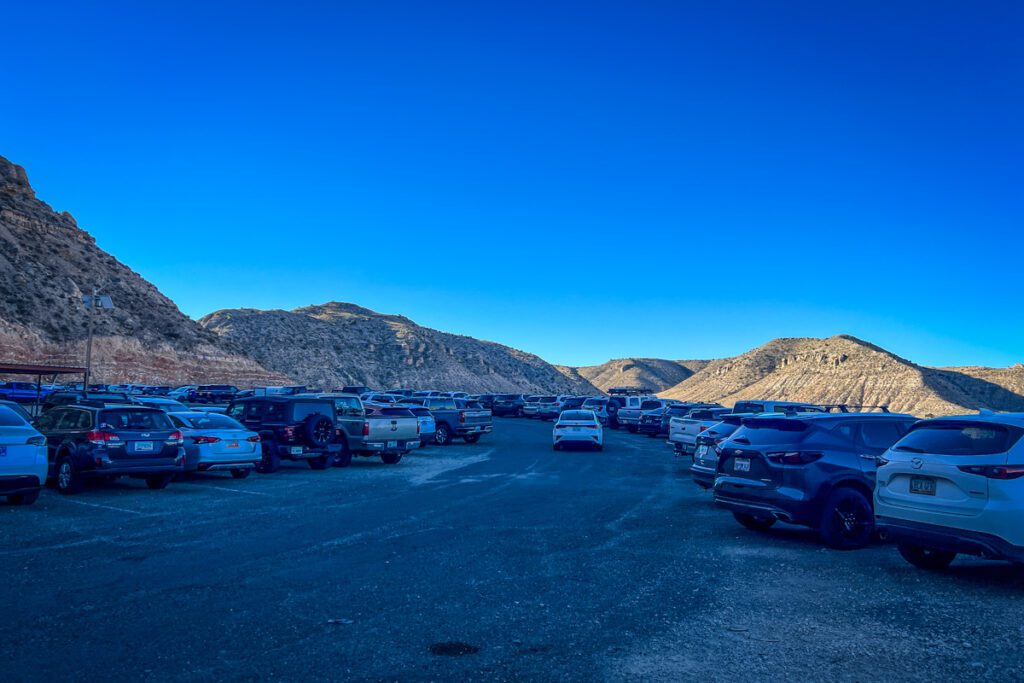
[290,446,303,455]
[387,440,398,449]
[910,476,936,496]
[570,427,581,433]
[696,445,708,457]
[134,441,154,452]
[226,440,239,449]
[734,457,750,472]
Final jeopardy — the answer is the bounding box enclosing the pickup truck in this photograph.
[318,394,420,464]
[668,407,733,455]
[0,381,55,403]
[409,396,492,445]
[616,398,666,432]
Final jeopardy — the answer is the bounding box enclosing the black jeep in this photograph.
[226,396,341,473]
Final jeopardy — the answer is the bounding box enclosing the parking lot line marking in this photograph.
[60,499,144,515]
[191,484,270,496]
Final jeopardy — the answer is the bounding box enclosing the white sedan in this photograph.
[553,410,604,451]
[0,404,49,505]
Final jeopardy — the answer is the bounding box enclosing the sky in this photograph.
[3,1,1022,368]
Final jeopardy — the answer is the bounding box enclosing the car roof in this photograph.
[746,412,915,423]
[916,412,1024,427]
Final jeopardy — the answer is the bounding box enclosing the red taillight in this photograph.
[766,451,823,465]
[191,435,221,445]
[168,430,184,445]
[459,411,466,423]
[246,435,261,443]
[362,421,370,437]
[699,425,709,432]
[280,426,295,440]
[86,430,120,445]
[959,465,1024,480]
[417,421,421,435]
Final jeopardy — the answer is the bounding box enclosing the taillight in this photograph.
[191,435,221,445]
[958,465,1024,480]
[459,411,466,423]
[417,421,421,435]
[699,425,708,432]
[766,451,823,465]
[246,435,261,442]
[362,421,370,437]
[26,435,46,446]
[86,430,120,445]
[280,426,295,440]
[168,430,184,445]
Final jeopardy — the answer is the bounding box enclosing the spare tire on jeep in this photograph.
[303,414,335,447]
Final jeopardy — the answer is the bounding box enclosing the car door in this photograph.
[32,408,65,467]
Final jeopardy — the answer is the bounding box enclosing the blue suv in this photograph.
[713,413,917,549]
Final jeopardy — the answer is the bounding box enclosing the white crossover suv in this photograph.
[0,404,49,505]
[875,413,1024,569]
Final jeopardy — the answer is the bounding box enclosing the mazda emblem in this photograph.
[911,457,923,470]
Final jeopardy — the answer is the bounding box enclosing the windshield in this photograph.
[561,411,596,422]
[583,398,607,406]
[894,421,1023,456]
[640,400,662,410]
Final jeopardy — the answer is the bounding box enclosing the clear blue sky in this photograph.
[4,1,1022,368]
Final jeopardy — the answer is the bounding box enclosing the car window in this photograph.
[640,400,662,411]
[0,405,27,427]
[70,410,94,431]
[54,410,84,431]
[34,409,63,430]
[227,403,247,420]
[894,421,1022,456]
[857,420,908,451]
[99,409,173,431]
[733,402,764,414]
[169,415,189,428]
[186,414,245,430]
[561,411,596,421]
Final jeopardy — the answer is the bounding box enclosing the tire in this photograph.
[303,415,335,448]
[464,434,481,444]
[733,511,776,532]
[307,452,333,470]
[8,490,40,506]
[230,469,251,479]
[145,474,174,490]
[256,446,280,474]
[818,487,874,550]
[595,444,604,452]
[435,424,452,446]
[553,443,561,451]
[333,440,353,468]
[898,544,957,570]
[56,454,83,495]
[627,426,638,433]
[381,452,402,465]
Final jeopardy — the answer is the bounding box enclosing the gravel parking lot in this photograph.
[2,418,1022,681]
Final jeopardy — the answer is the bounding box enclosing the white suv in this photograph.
[875,413,1024,569]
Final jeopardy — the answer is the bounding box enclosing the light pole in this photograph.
[82,290,114,396]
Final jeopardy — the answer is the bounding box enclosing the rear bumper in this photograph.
[0,475,43,496]
[358,439,420,453]
[714,479,816,525]
[456,425,492,436]
[196,460,258,472]
[877,517,1024,563]
[275,443,343,459]
[690,465,715,489]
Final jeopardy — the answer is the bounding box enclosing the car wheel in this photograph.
[145,474,174,490]
[733,511,776,531]
[435,425,451,446]
[255,446,280,474]
[56,454,83,495]
[8,490,40,506]
[553,443,561,451]
[333,441,353,468]
[230,469,251,479]
[464,434,481,444]
[595,444,603,452]
[898,544,957,570]
[627,426,638,433]
[307,452,333,470]
[381,452,402,465]
[818,487,874,550]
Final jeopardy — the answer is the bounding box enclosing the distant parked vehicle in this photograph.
[342,386,373,395]
[617,399,665,433]
[560,396,587,412]
[192,385,239,404]
[492,394,525,417]
[318,394,421,464]
[690,417,744,489]
[418,396,493,445]
[668,406,733,454]
[875,414,1024,570]
[0,381,55,403]
[553,410,603,451]
[412,390,442,398]
[168,412,261,478]
[41,391,132,412]
[134,397,191,413]
[714,413,916,549]
[168,385,197,401]
[534,396,564,421]
[401,405,437,446]
[0,404,49,505]
[362,392,399,404]
[521,395,543,418]
[730,400,826,415]
[226,396,342,473]
[33,404,185,494]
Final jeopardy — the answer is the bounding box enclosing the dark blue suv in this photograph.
[713,413,917,549]
[33,403,185,494]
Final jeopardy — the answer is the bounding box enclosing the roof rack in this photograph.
[819,404,891,414]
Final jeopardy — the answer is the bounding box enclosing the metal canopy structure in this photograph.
[0,362,87,417]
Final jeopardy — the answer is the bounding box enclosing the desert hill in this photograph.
[560,358,708,393]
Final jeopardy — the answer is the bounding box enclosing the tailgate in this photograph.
[461,410,491,426]
[367,416,419,440]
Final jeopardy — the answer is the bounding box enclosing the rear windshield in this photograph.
[583,398,608,406]
[99,409,173,431]
[640,400,662,410]
[691,409,727,420]
[733,402,765,414]
[561,411,596,421]
[538,396,557,403]
[183,414,245,430]
[427,399,457,410]
[894,421,1023,456]
[0,405,27,426]
[408,407,430,417]
[733,419,810,444]
[705,422,740,439]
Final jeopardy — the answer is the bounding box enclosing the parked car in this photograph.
[521,395,543,418]
[581,397,613,425]
[534,396,564,421]
[730,400,826,415]
[875,413,1024,569]
[362,392,399,404]
[714,413,917,549]
[553,410,603,451]
[226,396,342,473]
[617,398,666,433]
[418,396,493,445]
[412,390,442,398]
[668,406,733,454]
[492,394,525,417]
[168,385,198,401]
[560,396,587,412]
[167,412,261,478]
[318,394,421,464]
[471,394,497,409]
[690,417,744,489]
[0,404,49,505]
[0,399,33,422]
[134,397,191,413]
[41,391,132,412]
[33,403,185,494]
[192,384,239,404]
[342,385,372,395]
[0,381,55,403]
[401,405,437,446]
